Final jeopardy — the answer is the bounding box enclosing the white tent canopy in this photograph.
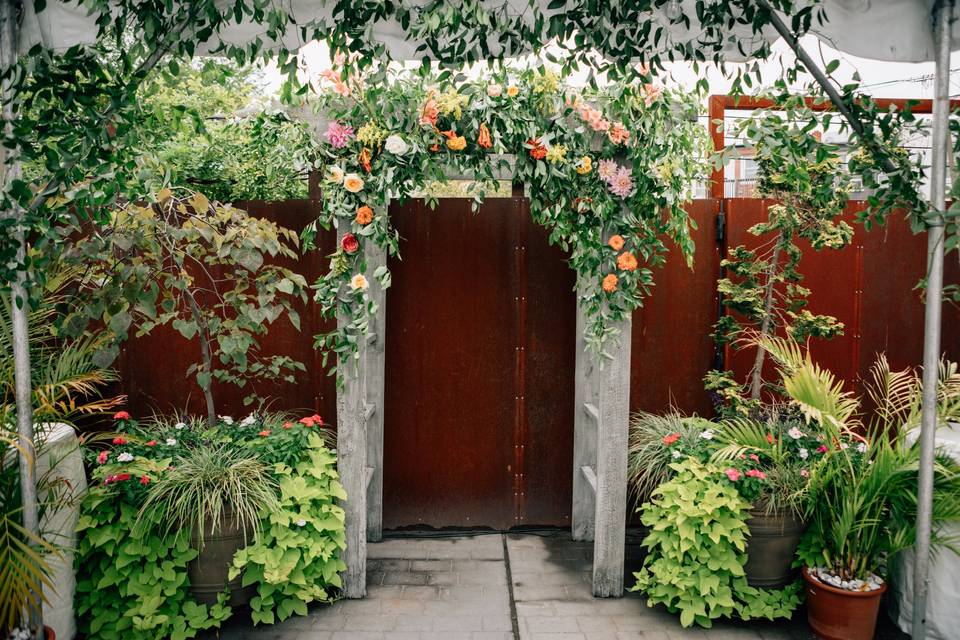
[18,0,960,63]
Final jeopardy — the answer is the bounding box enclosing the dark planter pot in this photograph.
[743,508,805,587]
[45,626,55,640]
[188,510,256,607]
[802,566,887,640]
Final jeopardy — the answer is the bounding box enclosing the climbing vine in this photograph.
[307,64,709,372]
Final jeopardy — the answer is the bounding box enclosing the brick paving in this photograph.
[213,531,902,640]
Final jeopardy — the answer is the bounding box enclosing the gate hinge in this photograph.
[715,204,726,245]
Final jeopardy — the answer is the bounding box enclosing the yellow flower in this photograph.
[446,136,467,151]
[532,69,559,95]
[343,173,364,193]
[545,144,567,164]
[506,85,520,98]
[350,274,370,291]
[436,88,470,120]
[576,156,593,174]
[356,121,388,147]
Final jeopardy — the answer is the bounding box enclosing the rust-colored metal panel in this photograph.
[630,199,722,416]
[382,199,521,529]
[857,203,960,381]
[117,199,338,423]
[517,200,576,527]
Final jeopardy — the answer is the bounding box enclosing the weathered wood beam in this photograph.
[572,288,600,542]
[591,319,632,598]
[365,238,387,543]
[336,335,368,599]
[580,465,597,494]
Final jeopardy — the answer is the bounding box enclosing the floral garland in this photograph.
[307,64,709,374]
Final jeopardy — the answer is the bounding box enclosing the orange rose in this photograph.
[446,136,467,151]
[478,123,492,149]
[356,205,374,225]
[602,273,618,293]
[617,251,638,271]
[608,234,625,251]
[358,147,372,173]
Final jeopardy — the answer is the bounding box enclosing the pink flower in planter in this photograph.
[97,451,109,464]
[724,468,741,482]
[112,437,127,445]
[145,440,157,447]
[817,444,829,453]
[800,469,810,478]
[258,429,271,437]
[749,453,760,462]
[140,475,151,485]
[746,469,767,480]
[113,411,131,420]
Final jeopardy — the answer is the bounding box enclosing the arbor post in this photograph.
[365,238,387,542]
[572,288,599,541]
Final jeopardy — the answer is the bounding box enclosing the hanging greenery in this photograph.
[307,63,709,373]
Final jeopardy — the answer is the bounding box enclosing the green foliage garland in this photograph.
[309,65,708,373]
[632,458,801,628]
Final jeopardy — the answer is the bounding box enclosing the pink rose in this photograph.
[341,233,359,254]
[724,468,741,482]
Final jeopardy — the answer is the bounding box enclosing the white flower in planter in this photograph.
[220,415,234,425]
[799,448,809,460]
[117,452,134,462]
[788,427,804,439]
[699,429,715,440]
[240,414,257,427]
[857,442,867,453]
[671,449,682,459]
[174,422,187,430]
[166,438,178,446]
[384,134,409,155]
[296,519,307,527]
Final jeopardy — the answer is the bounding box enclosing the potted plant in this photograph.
[762,337,960,640]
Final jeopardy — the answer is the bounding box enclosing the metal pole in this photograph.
[1,1,44,638]
[912,2,952,638]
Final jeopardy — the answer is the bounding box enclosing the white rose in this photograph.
[326,166,344,183]
[117,452,134,462]
[384,134,408,155]
[350,274,370,291]
[486,83,503,98]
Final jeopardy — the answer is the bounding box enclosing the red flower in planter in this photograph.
[113,411,131,420]
[299,414,325,427]
[766,433,774,444]
[140,475,150,485]
[258,429,271,437]
[341,233,360,254]
[662,433,680,446]
[283,422,295,429]
[145,440,157,447]
[97,451,109,464]
[112,437,127,445]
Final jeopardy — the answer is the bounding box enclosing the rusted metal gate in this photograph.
[117,196,959,529]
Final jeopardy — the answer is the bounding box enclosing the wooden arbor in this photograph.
[334,209,632,599]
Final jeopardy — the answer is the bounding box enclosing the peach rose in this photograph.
[608,234,625,251]
[446,135,467,151]
[343,173,364,193]
[617,252,638,271]
[506,85,520,97]
[356,205,374,225]
[602,273,618,293]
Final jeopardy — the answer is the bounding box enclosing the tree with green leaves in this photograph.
[60,191,308,426]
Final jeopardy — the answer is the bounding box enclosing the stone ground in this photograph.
[213,531,907,640]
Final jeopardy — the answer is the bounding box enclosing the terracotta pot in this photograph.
[187,510,256,607]
[743,508,805,587]
[802,565,887,640]
[45,626,55,640]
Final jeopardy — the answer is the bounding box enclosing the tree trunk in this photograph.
[186,294,217,426]
[749,238,784,400]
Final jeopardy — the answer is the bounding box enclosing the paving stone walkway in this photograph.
[213,531,895,640]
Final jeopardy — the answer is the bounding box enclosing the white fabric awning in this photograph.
[15,1,960,64]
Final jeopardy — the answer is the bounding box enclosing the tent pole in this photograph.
[0,1,42,636]
[912,2,952,638]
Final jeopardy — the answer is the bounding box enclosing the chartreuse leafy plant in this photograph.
[230,434,347,625]
[310,64,708,374]
[632,458,800,628]
[60,191,308,425]
[76,413,346,636]
[76,456,232,640]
